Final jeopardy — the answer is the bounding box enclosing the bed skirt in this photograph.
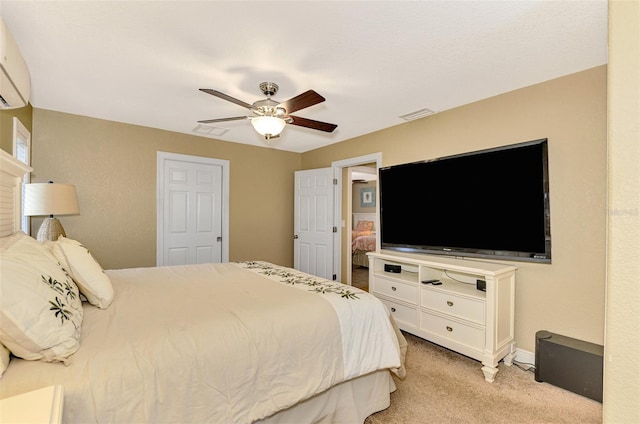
[258,369,395,424]
[353,249,370,268]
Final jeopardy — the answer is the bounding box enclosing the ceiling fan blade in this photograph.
[199,89,254,110]
[198,116,248,124]
[279,90,325,114]
[289,115,337,133]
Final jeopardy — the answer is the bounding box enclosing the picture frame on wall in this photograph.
[360,187,376,207]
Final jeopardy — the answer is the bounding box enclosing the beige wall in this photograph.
[604,1,639,422]
[303,66,608,353]
[0,103,33,153]
[29,109,301,270]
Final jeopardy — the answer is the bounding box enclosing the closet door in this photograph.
[157,152,229,266]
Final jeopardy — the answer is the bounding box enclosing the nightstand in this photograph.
[0,385,63,423]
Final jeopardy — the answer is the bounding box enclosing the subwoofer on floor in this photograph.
[535,330,603,402]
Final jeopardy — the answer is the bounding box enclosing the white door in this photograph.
[294,168,334,280]
[157,152,229,266]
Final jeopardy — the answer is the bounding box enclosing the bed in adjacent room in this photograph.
[352,213,377,268]
[0,151,406,424]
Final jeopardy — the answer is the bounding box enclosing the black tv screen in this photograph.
[379,139,551,263]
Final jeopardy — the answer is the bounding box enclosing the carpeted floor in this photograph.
[365,332,602,424]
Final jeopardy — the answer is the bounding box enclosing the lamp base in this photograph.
[36,217,67,243]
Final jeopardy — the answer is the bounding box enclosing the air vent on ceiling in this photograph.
[193,124,229,137]
[399,108,436,121]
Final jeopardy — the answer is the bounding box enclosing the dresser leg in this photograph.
[481,365,498,383]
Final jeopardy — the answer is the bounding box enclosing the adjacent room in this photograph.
[1,1,637,423]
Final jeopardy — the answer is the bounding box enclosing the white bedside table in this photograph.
[0,385,63,423]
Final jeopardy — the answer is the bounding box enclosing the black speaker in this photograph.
[535,331,603,402]
[384,264,401,273]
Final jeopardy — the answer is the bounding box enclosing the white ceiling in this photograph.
[351,166,377,182]
[1,1,607,153]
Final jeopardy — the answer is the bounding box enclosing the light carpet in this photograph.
[366,332,602,424]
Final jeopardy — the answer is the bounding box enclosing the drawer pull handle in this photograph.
[446,326,453,332]
[391,286,397,291]
[391,307,396,313]
[446,301,454,307]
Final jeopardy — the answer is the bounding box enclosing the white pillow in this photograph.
[52,237,113,309]
[0,232,83,363]
[0,343,10,378]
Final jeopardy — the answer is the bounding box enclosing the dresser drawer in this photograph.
[379,298,418,327]
[372,277,417,304]
[420,310,485,350]
[421,289,485,324]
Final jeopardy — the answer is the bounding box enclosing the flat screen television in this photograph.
[379,138,551,263]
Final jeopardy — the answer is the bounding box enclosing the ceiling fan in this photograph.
[198,82,338,141]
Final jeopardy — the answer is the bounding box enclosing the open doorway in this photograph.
[330,152,381,288]
[349,166,377,291]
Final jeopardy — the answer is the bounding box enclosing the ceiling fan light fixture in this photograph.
[251,116,286,138]
[199,82,337,140]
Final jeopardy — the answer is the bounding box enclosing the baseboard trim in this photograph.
[514,348,535,367]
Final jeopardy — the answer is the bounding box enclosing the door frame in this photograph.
[331,152,382,283]
[156,151,230,266]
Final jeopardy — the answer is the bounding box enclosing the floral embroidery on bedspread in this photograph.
[236,261,360,300]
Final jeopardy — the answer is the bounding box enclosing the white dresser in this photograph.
[368,251,517,382]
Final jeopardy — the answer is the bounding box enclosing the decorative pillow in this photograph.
[355,220,374,231]
[0,232,83,363]
[0,343,10,377]
[52,237,113,309]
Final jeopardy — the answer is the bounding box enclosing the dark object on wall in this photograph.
[535,330,603,402]
[379,138,551,263]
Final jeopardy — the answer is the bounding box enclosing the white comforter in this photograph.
[0,262,403,423]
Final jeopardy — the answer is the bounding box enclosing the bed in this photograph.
[352,213,377,268]
[0,151,406,424]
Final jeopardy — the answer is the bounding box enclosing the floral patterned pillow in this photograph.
[355,220,374,231]
[0,232,83,363]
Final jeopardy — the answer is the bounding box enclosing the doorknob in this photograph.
[294,235,299,239]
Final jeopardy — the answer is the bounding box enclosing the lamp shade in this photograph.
[251,116,286,137]
[24,183,80,216]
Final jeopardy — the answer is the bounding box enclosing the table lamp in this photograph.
[24,181,80,242]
